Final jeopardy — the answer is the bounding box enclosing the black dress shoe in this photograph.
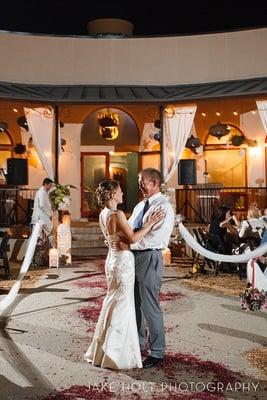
[142,356,163,368]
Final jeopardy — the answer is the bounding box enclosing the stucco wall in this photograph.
[0,28,266,85]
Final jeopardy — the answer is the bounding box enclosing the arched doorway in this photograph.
[80,107,140,218]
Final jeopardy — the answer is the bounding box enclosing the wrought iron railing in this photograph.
[176,186,267,223]
[1,186,267,227]
[0,188,37,226]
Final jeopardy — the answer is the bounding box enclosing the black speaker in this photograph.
[178,159,196,185]
[6,158,28,185]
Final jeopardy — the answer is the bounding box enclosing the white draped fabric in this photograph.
[0,222,42,318]
[163,105,197,182]
[256,100,267,134]
[24,107,55,180]
[247,259,267,291]
[178,222,267,263]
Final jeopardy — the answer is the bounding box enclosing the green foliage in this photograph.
[49,184,77,210]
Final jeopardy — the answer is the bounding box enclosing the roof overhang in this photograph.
[0,77,266,104]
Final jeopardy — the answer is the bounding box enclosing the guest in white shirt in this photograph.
[31,178,53,239]
[127,168,175,368]
[239,204,267,248]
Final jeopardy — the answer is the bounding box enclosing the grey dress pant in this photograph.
[133,249,165,359]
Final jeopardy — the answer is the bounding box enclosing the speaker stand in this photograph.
[178,185,205,223]
[6,187,28,225]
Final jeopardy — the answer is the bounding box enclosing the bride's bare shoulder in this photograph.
[116,210,126,218]
[109,210,126,222]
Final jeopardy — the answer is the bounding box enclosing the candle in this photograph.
[162,248,171,267]
[49,248,59,268]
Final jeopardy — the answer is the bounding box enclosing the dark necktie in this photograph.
[133,199,150,232]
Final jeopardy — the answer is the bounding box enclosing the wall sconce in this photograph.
[164,106,176,118]
[97,111,119,140]
[17,116,29,131]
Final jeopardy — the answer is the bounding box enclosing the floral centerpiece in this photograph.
[50,184,76,213]
[240,287,266,311]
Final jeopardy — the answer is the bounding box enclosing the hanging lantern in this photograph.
[0,121,8,132]
[17,116,29,131]
[185,135,203,154]
[209,121,230,139]
[231,135,245,146]
[97,112,119,140]
[14,143,27,154]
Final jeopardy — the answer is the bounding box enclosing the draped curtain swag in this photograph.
[163,105,197,182]
[256,100,267,134]
[24,107,55,180]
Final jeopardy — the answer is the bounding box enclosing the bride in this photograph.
[84,179,164,369]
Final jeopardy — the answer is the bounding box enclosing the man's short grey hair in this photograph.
[139,168,162,185]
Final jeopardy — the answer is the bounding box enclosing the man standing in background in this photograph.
[31,178,53,240]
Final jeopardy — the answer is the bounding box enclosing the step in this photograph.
[72,247,108,257]
[71,226,102,234]
[72,233,104,241]
[72,240,106,249]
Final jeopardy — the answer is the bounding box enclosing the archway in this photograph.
[81,108,140,218]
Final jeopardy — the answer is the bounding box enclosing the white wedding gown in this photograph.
[84,207,142,369]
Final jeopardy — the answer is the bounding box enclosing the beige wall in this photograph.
[0,28,266,85]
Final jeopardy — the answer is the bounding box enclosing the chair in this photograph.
[205,233,226,275]
[192,228,215,273]
[232,235,261,280]
[0,231,10,279]
[193,228,224,275]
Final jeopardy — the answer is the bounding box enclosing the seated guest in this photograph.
[261,207,267,223]
[209,206,238,254]
[260,207,267,245]
[239,204,267,249]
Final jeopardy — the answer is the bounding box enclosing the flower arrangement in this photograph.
[50,184,76,213]
[240,286,266,311]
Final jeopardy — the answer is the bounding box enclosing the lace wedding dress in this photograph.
[84,207,142,369]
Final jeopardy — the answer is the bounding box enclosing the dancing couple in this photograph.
[85,168,175,369]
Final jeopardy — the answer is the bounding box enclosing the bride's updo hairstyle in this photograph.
[96,180,120,207]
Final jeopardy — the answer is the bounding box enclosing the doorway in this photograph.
[81,152,139,218]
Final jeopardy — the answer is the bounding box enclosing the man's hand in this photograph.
[111,236,130,251]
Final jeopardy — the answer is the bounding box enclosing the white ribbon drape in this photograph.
[256,100,267,134]
[178,222,267,263]
[163,105,197,182]
[24,107,55,180]
[0,222,42,318]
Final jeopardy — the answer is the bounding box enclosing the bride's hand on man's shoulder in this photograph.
[148,208,165,226]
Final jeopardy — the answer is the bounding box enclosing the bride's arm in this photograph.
[115,209,164,244]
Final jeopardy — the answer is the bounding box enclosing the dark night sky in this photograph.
[0,1,266,37]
